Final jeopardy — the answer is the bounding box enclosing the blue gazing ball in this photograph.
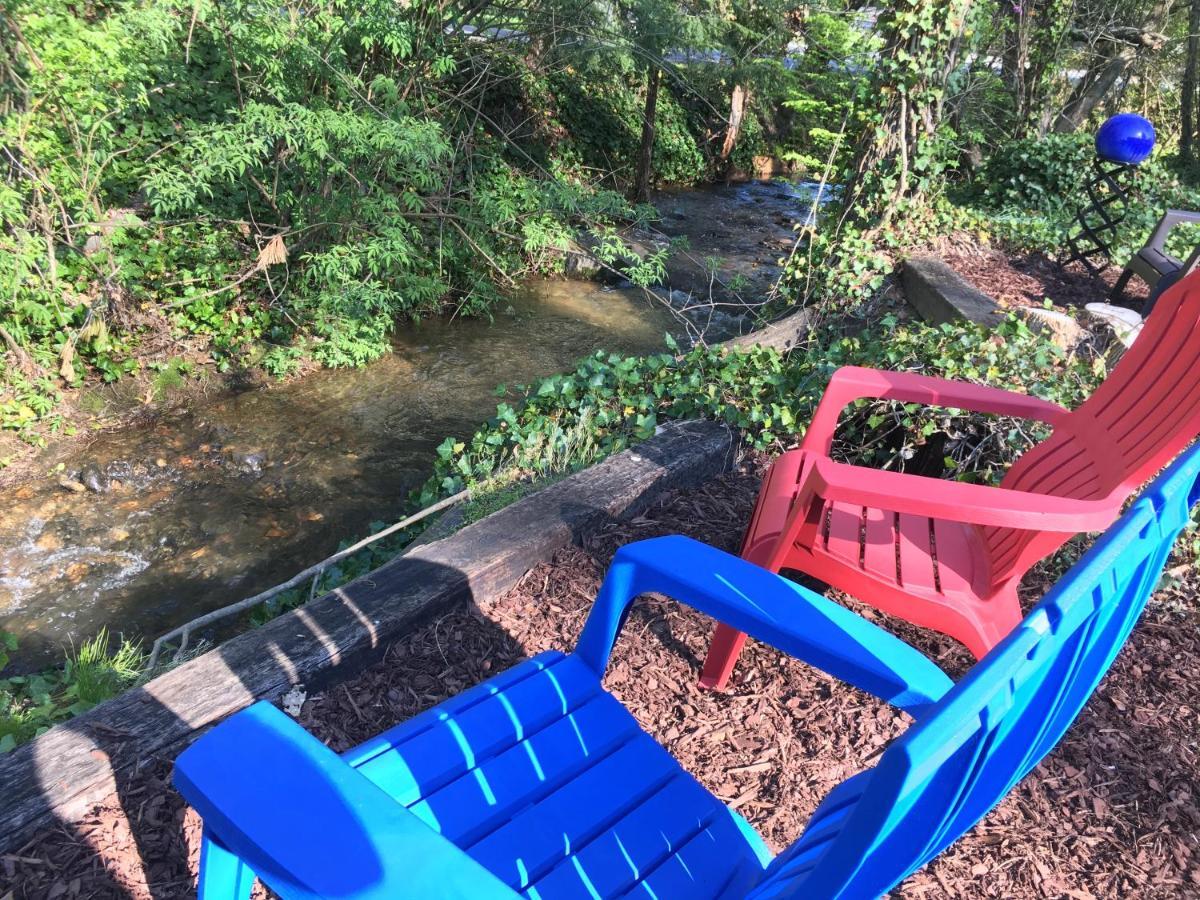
[1095,114,1156,165]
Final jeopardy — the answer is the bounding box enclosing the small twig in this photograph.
[0,326,37,376]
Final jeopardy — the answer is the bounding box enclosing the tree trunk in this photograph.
[840,0,974,231]
[1184,0,1200,162]
[1001,0,1072,138]
[1002,8,1031,132]
[632,63,661,203]
[1052,46,1137,132]
[719,82,750,163]
[1053,0,1170,133]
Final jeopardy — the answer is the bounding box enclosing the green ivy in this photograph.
[418,313,1101,504]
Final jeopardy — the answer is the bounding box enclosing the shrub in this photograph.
[978,133,1095,210]
[961,137,1200,266]
[418,313,1101,504]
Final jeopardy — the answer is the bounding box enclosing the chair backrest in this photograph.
[752,440,1200,900]
[983,268,1200,588]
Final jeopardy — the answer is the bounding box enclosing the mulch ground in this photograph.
[940,246,1151,311]
[3,460,1199,899]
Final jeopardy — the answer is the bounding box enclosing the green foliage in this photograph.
[0,631,16,673]
[0,369,64,442]
[773,11,871,177]
[964,136,1200,267]
[0,630,145,752]
[457,473,570,527]
[776,0,984,313]
[978,133,1095,209]
[419,313,1101,503]
[548,64,709,186]
[840,0,979,220]
[589,228,677,286]
[1,0,702,432]
[148,357,196,398]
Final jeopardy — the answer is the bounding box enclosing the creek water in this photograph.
[0,180,826,670]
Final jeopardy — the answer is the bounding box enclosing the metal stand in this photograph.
[1062,157,1138,275]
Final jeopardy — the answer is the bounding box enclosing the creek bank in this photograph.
[0,181,821,670]
[0,283,683,669]
[0,420,734,853]
[561,179,835,342]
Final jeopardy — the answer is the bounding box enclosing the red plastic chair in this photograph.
[702,268,1200,690]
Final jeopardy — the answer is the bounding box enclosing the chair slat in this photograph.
[469,738,682,888]
[357,654,603,805]
[346,651,566,768]
[411,694,641,844]
[524,776,732,900]
[620,819,758,900]
[823,501,863,566]
[863,507,898,584]
[897,514,936,591]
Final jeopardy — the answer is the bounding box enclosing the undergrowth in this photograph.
[0,629,145,752]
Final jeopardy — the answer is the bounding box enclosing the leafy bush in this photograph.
[549,64,709,186]
[964,137,1200,267]
[419,313,1101,504]
[978,133,1095,210]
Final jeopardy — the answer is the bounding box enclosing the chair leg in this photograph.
[1108,267,1134,303]
[198,826,255,899]
[699,623,748,691]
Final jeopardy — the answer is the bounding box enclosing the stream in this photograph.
[0,180,825,670]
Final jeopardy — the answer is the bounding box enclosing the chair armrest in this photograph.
[1149,209,1200,249]
[806,457,1118,531]
[174,702,518,900]
[574,536,954,717]
[801,366,1069,454]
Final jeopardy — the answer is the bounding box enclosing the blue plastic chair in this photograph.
[175,443,1200,899]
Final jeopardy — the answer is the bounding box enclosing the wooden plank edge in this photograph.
[0,420,736,853]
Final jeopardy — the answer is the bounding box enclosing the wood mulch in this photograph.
[2,460,1199,898]
[940,245,1151,311]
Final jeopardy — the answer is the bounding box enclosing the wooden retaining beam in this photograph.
[0,420,735,853]
[902,255,1004,327]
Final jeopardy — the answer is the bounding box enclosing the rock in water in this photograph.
[79,463,109,493]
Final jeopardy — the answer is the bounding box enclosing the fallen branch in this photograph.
[0,326,38,376]
[146,488,471,669]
